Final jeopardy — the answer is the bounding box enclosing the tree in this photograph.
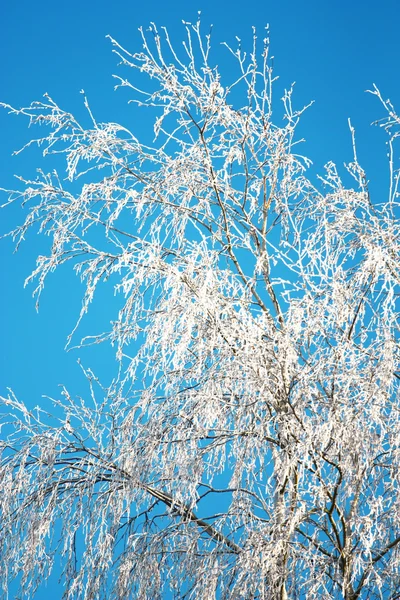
[1,18,400,600]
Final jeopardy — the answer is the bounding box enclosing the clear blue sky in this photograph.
[1,0,399,597]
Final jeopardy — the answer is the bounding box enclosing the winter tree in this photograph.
[1,18,400,600]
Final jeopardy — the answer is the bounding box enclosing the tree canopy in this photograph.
[1,19,400,599]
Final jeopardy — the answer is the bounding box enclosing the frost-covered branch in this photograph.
[1,17,400,600]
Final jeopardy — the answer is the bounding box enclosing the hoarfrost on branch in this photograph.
[1,19,400,600]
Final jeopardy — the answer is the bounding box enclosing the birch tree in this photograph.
[1,19,400,599]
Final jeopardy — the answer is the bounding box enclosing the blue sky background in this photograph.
[1,0,400,597]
